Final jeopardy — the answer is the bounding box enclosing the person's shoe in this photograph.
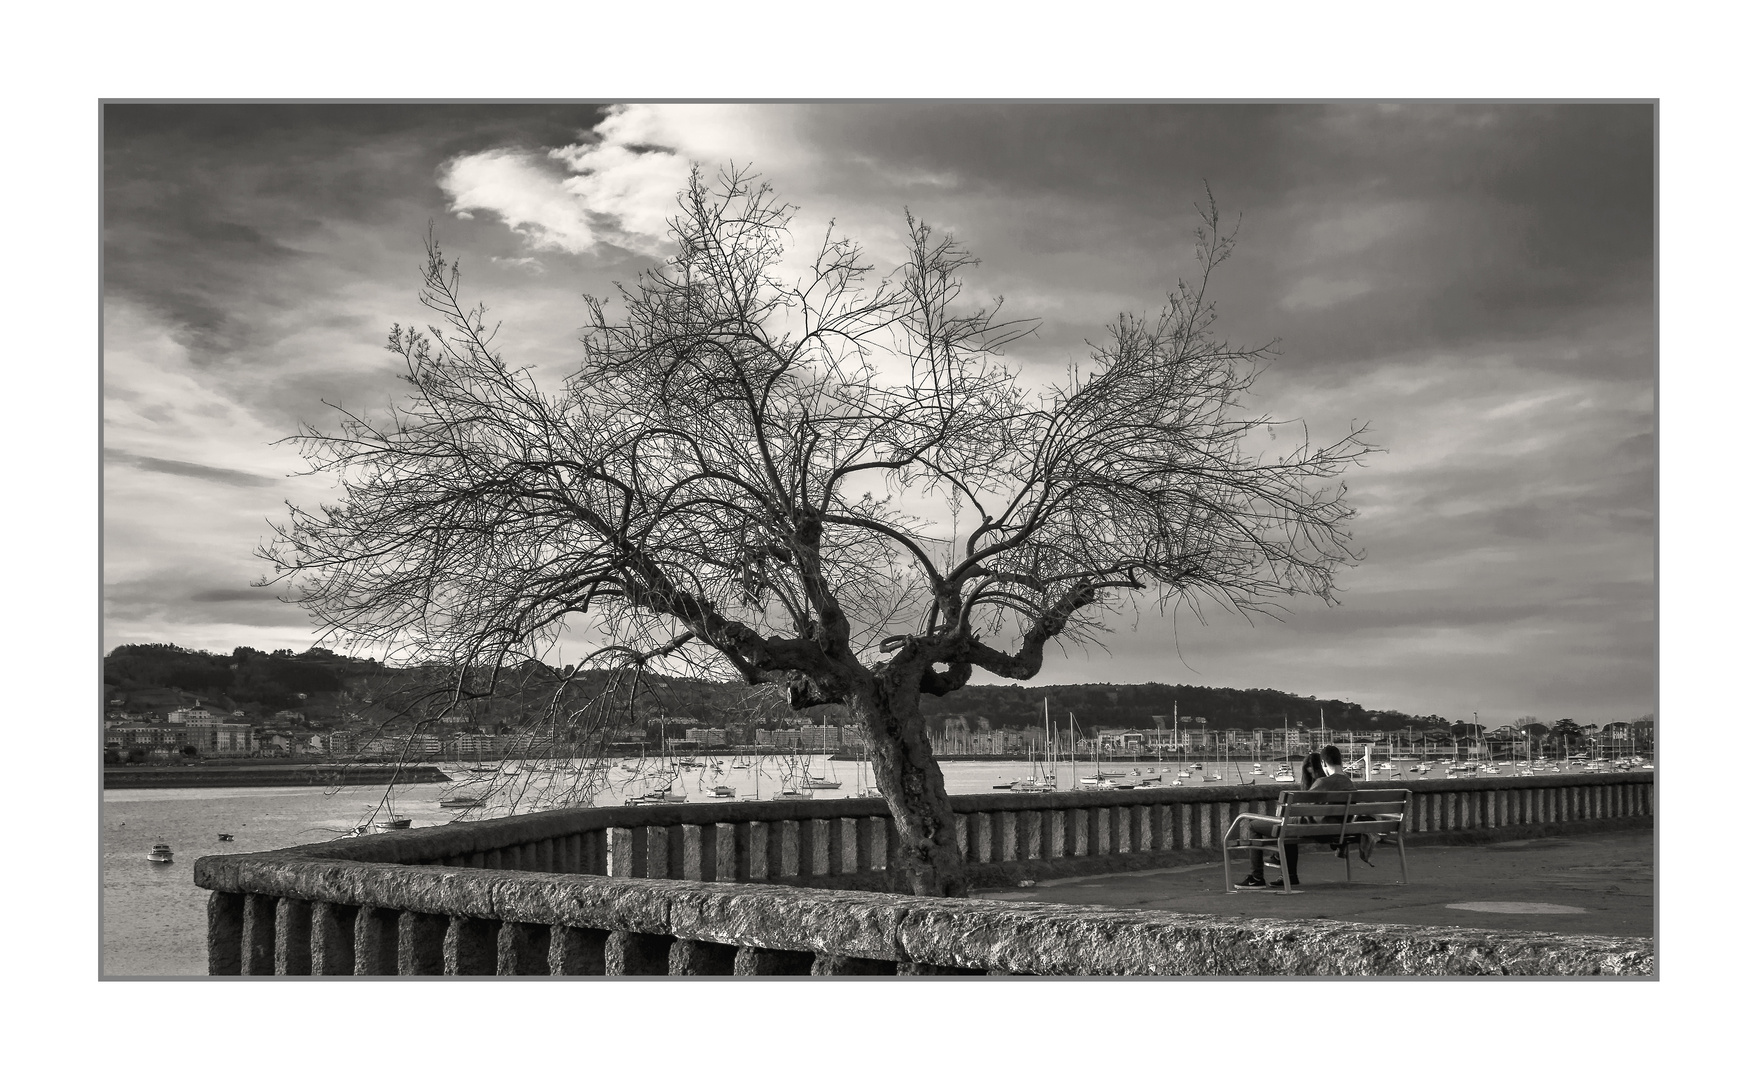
[1267,878,1300,889]
[1235,875,1267,889]
[1263,855,1281,869]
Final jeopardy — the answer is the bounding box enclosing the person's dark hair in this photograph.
[1299,752,1325,788]
[1320,744,1344,768]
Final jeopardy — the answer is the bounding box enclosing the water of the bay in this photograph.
[101,750,1648,976]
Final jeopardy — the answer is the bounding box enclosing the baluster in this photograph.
[669,940,737,975]
[747,821,771,881]
[998,811,1019,863]
[240,894,277,975]
[972,812,994,863]
[310,901,356,975]
[681,825,707,881]
[837,818,860,876]
[497,922,552,975]
[776,820,801,878]
[397,911,447,975]
[607,827,639,877]
[549,926,609,975]
[806,819,830,878]
[645,825,672,879]
[445,916,499,975]
[353,906,399,975]
[605,931,672,975]
[206,892,244,976]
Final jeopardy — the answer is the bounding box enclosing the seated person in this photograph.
[1237,745,1352,889]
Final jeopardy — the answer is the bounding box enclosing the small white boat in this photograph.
[372,817,413,832]
[706,785,737,799]
[147,842,174,863]
[439,794,487,809]
[772,789,811,801]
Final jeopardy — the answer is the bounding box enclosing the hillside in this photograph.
[103,643,1447,733]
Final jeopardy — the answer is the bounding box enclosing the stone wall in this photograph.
[267,773,1651,892]
[194,773,1652,976]
[197,855,1653,977]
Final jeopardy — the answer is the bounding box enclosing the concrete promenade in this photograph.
[976,827,1653,939]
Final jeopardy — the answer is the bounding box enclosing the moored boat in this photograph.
[148,842,174,863]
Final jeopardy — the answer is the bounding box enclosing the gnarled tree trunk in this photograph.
[848,673,967,897]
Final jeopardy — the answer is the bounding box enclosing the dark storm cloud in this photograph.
[104,447,276,488]
[103,104,618,427]
[786,104,1654,384]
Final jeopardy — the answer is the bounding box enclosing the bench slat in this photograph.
[1274,822,1404,838]
[1315,802,1407,817]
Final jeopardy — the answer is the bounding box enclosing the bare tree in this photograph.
[260,167,1373,896]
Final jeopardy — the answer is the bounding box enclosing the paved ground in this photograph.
[974,829,1654,939]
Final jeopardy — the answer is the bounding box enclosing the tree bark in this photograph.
[848,678,967,897]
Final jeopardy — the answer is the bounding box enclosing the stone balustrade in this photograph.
[194,772,1653,976]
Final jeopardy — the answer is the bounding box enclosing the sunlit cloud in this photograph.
[438,148,599,253]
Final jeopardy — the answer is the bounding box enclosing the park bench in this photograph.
[1222,788,1411,894]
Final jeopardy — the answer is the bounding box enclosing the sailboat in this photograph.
[1011,700,1059,793]
[1077,716,1121,790]
[802,755,842,789]
[850,742,883,798]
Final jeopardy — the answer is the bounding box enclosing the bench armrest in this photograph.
[1224,813,1285,842]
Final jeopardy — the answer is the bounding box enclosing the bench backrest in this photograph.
[1273,789,1410,839]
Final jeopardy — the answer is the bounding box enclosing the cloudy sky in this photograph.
[101,102,1654,727]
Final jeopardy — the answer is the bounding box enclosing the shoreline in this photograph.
[103,763,452,789]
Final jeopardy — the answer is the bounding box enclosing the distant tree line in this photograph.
[105,645,1430,732]
[104,643,379,712]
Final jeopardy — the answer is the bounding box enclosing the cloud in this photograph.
[438,104,763,258]
[550,141,692,256]
[104,448,276,488]
[440,104,856,263]
[437,148,599,253]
